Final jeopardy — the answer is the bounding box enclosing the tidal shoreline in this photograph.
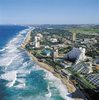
[21,30,86,100]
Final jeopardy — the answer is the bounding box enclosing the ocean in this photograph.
[0,25,73,100]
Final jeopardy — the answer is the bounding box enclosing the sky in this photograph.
[0,0,99,24]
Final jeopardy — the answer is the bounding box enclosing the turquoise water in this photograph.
[0,26,73,100]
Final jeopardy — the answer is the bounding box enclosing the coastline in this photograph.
[27,51,76,93]
[21,30,86,100]
[21,30,31,48]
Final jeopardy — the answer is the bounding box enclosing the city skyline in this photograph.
[0,0,99,24]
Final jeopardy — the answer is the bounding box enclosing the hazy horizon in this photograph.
[0,0,99,24]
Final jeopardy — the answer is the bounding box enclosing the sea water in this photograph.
[0,25,73,100]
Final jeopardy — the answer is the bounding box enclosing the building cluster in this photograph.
[29,29,99,90]
[86,73,99,88]
[50,38,58,43]
[72,62,93,74]
[75,36,98,51]
[81,38,97,45]
[30,33,43,48]
[31,33,59,60]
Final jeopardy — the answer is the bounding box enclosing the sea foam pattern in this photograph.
[0,26,73,100]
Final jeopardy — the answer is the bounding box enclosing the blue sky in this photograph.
[0,0,99,24]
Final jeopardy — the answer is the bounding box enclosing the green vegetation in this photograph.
[69,27,99,34]
[67,67,96,89]
[59,46,72,54]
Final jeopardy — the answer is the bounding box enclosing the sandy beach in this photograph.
[28,51,76,93]
[21,30,32,48]
[21,30,86,100]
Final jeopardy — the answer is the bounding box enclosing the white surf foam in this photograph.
[17,70,31,75]
[0,48,5,52]
[0,71,17,87]
[14,83,25,89]
[44,70,74,100]
[17,78,25,83]
[0,53,18,66]
[0,28,29,67]
[28,63,73,100]
[45,84,52,98]
[0,27,32,89]
[0,27,36,90]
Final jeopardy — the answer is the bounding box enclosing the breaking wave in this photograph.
[0,26,73,100]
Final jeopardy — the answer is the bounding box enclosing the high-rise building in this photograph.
[72,32,76,42]
[34,36,40,48]
[52,47,58,61]
[37,33,43,40]
[64,47,86,64]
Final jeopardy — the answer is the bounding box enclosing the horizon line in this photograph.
[0,23,99,25]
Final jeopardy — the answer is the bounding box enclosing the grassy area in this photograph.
[58,46,72,55]
[69,28,99,34]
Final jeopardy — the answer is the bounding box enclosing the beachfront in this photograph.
[20,29,87,100]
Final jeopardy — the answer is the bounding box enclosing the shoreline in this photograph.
[21,30,86,100]
[27,51,76,93]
